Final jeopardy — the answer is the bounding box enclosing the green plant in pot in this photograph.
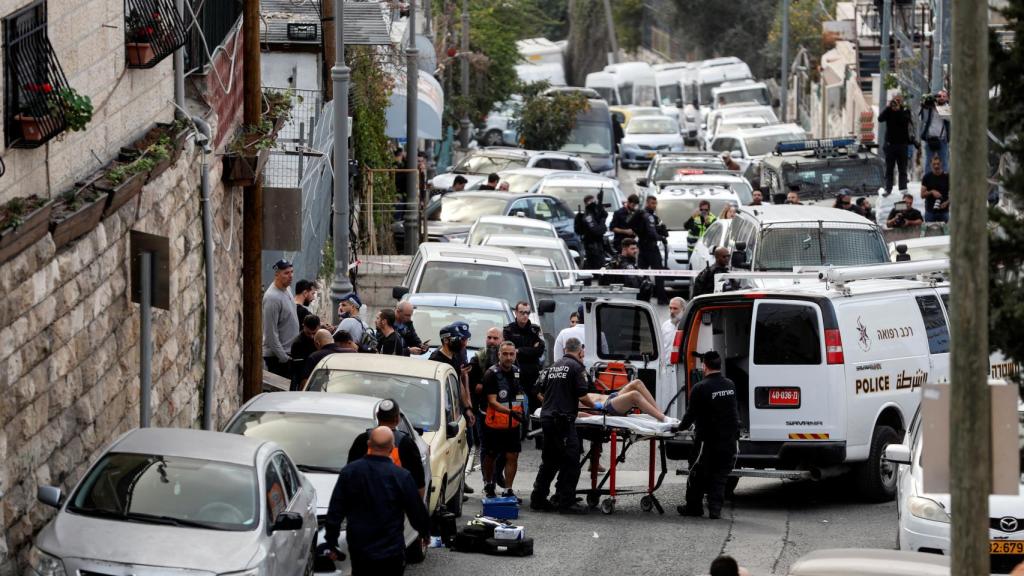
[50,88,93,132]
[0,195,47,231]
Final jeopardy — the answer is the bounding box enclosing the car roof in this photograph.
[531,151,581,159]
[445,190,556,203]
[472,147,533,159]
[518,255,555,267]
[727,123,806,138]
[736,204,875,225]
[787,548,949,576]
[474,215,556,229]
[539,175,619,188]
[482,234,567,249]
[417,243,523,266]
[317,354,453,379]
[657,185,740,199]
[112,427,267,466]
[497,167,563,177]
[241,392,381,419]
[407,292,514,310]
[671,173,749,184]
[713,277,944,301]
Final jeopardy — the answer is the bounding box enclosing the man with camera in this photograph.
[683,199,718,238]
[628,195,670,305]
[878,94,915,196]
[886,193,925,229]
[920,155,950,223]
[919,90,950,172]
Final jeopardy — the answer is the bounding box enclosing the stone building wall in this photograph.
[0,144,244,573]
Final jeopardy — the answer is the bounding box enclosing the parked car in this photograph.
[688,217,733,273]
[224,392,431,574]
[620,116,685,169]
[429,148,534,193]
[475,97,522,147]
[32,428,317,576]
[889,235,951,262]
[667,171,754,204]
[479,234,577,283]
[709,123,807,182]
[653,184,742,288]
[527,151,593,172]
[529,172,624,225]
[393,191,580,251]
[786,548,949,576]
[636,152,730,195]
[403,292,517,360]
[520,254,565,289]
[467,214,560,246]
[495,167,565,193]
[304,356,470,517]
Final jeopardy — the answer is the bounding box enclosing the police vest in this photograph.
[366,428,408,467]
[484,368,524,429]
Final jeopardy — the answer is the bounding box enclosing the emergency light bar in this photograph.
[774,137,858,154]
[818,259,950,285]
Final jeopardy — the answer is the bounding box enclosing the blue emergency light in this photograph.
[774,137,858,154]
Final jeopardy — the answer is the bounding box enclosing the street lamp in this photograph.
[330,0,353,319]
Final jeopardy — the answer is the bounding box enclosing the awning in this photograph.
[416,35,436,74]
[385,68,444,141]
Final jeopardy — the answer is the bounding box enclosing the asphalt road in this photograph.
[408,165,897,576]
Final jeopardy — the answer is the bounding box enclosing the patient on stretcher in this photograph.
[581,379,671,422]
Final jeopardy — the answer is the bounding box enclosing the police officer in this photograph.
[609,194,640,252]
[628,195,669,305]
[503,302,545,427]
[575,194,608,270]
[482,341,526,500]
[677,350,739,519]
[600,238,651,299]
[530,337,596,514]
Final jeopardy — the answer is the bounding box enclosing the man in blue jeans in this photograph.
[920,155,950,223]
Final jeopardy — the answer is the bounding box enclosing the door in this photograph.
[445,372,467,500]
[272,452,312,573]
[748,300,830,442]
[913,290,950,381]
[588,301,669,405]
[264,456,291,576]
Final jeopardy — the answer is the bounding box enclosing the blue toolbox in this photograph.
[481,496,519,520]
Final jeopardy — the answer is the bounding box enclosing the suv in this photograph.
[636,152,729,196]
[759,137,885,204]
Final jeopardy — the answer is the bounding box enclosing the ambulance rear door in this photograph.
[585,300,669,407]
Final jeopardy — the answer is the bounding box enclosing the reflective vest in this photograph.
[366,428,407,467]
[484,367,524,429]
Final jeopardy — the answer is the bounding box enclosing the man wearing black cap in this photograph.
[263,260,299,378]
[348,399,427,498]
[677,350,739,519]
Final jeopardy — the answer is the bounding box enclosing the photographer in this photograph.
[919,90,950,172]
[886,193,925,229]
[683,199,718,238]
[920,155,950,223]
[878,94,915,196]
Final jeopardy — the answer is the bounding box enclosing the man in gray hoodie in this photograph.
[263,259,299,377]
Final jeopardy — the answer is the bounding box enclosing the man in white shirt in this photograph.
[661,297,685,359]
[553,305,586,360]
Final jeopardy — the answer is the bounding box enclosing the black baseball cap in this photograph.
[272,259,293,271]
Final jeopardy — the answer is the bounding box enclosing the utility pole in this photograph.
[949,0,990,573]
[323,0,336,99]
[601,0,619,65]
[459,0,470,148]
[875,0,892,162]
[424,0,432,39]
[242,0,263,401]
[404,0,420,254]
[330,0,354,321]
[780,0,790,122]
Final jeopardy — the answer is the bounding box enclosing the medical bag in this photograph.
[481,495,519,519]
[591,361,636,393]
[482,537,534,557]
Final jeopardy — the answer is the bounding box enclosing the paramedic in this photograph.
[677,350,739,519]
[482,341,526,501]
[530,337,596,514]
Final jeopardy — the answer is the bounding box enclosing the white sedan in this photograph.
[886,404,1024,575]
[620,116,685,169]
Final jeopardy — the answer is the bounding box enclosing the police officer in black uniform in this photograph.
[677,350,740,519]
[503,301,545,430]
[575,194,608,270]
[530,337,595,514]
[600,237,652,299]
[609,194,639,252]
[628,195,669,305]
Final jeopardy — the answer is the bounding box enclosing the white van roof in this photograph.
[737,204,877,226]
[713,277,947,301]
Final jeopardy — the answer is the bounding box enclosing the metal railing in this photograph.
[184,0,242,71]
[124,0,190,69]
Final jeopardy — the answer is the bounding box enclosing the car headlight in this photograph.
[28,549,66,576]
[908,496,950,523]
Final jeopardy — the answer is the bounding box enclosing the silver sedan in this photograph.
[31,427,318,576]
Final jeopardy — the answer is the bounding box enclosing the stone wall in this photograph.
[0,144,244,574]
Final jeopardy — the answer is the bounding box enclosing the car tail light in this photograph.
[669,330,683,364]
[825,329,844,364]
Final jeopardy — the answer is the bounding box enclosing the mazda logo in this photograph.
[1001,517,1019,532]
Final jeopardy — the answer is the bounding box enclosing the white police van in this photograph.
[582,261,1012,501]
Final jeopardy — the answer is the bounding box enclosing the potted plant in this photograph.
[222,120,277,186]
[125,9,158,66]
[51,87,93,132]
[0,195,54,265]
[50,186,107,249]
[15,82,55,143]
[96,156,154,217]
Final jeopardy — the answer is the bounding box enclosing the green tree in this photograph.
[988,0,1024,379]
[670,0,779,79]
[614,0,645,53]
[514,82,589,151]
[764,0,838,79]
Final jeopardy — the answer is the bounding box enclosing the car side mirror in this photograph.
[635,177,649,187]
[884,444,912,465]
[731,251,748,269]
[392,286,409,300]
[271,511,304,532]
[446,421,460,438]
[538,299,556,315]
[895,244,911,262]
[37,485,62,508]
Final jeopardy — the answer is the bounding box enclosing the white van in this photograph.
[711,80,772,109]
[710,123,807,180]
[603,61,658,107]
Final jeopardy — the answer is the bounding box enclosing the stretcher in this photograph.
[531,410,679,515]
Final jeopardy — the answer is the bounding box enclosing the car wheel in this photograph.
[483,130,504,147]
[856,425,900,502]
[446,475,465,518]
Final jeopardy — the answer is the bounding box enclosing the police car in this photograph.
[653,184,741,288]
[759,137,885,203]
[635,152,730,197]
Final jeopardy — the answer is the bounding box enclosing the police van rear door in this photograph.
[748,299,834,442]
[585,300,672,407]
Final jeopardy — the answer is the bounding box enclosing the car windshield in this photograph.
[306,371,441,431]
[745,133,804,157]
[226,412,371,475]
[469,221,555,245]
[659,83,681,106]
[782,161,886,200]
[542,185,621,211]
[411,305,511,349]
[592,86,617,105]
[653,160,727,181]
[626,118,677,134]
[657,197,736,230]
[429,196,507,224]
[417,261,531,313]
[755,226,889,270]
[699,80,725,104]
[485,243,569,271]
[717,87,770,106]
[68,453,258,531]
[457,155,528,174]
[501,172,546,193]
[561,121,613,155]
[526,266,563,288]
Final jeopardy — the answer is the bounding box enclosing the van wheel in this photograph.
[856,425,900,502]
[446,476,465,518]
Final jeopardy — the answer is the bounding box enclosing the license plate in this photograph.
[768,388,800,407]
[990,540,1024,554]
